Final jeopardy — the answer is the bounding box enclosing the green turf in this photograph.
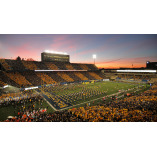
[51,81,144,104]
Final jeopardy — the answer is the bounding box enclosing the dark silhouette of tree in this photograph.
[16,56,21,61]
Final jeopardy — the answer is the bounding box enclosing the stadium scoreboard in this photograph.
[41,52,70,62]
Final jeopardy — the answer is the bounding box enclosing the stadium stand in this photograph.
[22,61,37,70]
[34,61,49,70]
[54,61,67,70]
[86,64,98,70]
[0,59,105,88]
[5,59,26,71]
[36,73,57,84]
[47,72,67,83]
[4,71,32,87]
[21,71,45,86]
[65,63,74,70]
[70,63,83,70]
[0,71,19,87]
[79,64,89,70]
[57,72,74,82]
[89,72,103,80]
[44,62,59,70]
[74,72,89,81]
[0,59,11,71]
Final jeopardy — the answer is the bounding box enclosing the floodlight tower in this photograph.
[93,54,96,65]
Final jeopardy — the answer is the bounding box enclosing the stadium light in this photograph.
[93,54,96,64]
[44,50,67,55]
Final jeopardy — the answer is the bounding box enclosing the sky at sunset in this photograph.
[0,34,157,69]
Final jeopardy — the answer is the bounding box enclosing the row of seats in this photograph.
[36,73,57,85]
[57,72,74,82]
[45,62,58,70]
[1,59,98,71]
[89,72,103,80]
[0,71,105,87]
[4,72,32,87]
[74,72,88,81]
[22,61,37,70]
[0,59,11,71]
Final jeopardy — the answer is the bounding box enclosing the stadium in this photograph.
[0,51,157,122]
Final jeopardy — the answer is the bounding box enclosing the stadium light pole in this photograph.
[93,54,96,65]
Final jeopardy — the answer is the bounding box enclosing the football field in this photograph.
[39,81,149,111]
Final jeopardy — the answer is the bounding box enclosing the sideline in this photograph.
[35,90,57,111]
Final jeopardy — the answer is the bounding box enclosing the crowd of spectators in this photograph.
[0,59,11,71]
[0,90,39,104]
[0,59,105,88]
[57,72,74,82]
[116,74,152,82]
[89,72,103,80]
[1,93,47,122]
[36,73,56,84]
[75,72,89,81]
[22,60,37,70]
[65,64,74,70]
[5,72,32,88]
[1,59,98,71]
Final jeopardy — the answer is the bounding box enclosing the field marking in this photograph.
[35,90,57,111]
[38,82,146,112]
[59,86,143,111]
[59,92,119,111]
[43,97,57,111]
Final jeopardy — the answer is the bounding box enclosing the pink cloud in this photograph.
[7,43,40,60]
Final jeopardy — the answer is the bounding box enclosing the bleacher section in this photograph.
[21,71,44,86]
[79,64,89,70]
[89,72,103,80]
[65,63,74,70]
[0,59,106,88]
[74,72,88,81]
[44,62,59,70]
[0,59,99,71]
[54,61,67,70]
[86,64,98,70]
[34,61,48,70]
[4,71,32,87]
[5,60,26,71]
[0,59,11,71]
[57,72,74,82]
[22,61,37,70]
[71,63,83,70]
[0,71,19,87]
[36,73,56,84]
[46,72,66,83]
